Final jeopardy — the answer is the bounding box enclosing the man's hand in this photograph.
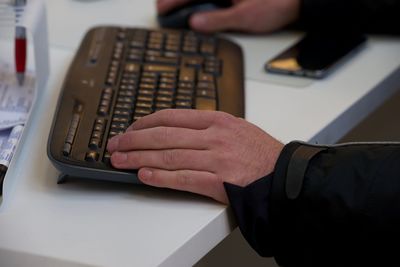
[107,110,283,204]
[157,0,300,33]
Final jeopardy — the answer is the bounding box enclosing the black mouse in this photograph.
[158,0,231,29]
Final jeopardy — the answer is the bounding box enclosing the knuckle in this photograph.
[125,153,139,168]
[214,152,230,168]
[159,109,179,124]
[212,111,236,127]
[131,118,144,130]
[158,127,171,143]
[177,171,192,187]
[120,132,134,148]
[208,132,227,147]
[162,149,177,166]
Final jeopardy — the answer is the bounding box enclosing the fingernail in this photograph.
[191,15,208,27]
[140,169,153,181]
[112,152,127,164]
[107,136,119,152]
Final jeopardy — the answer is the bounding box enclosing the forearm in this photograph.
[298,0,400,34]
[272,142,400,266]
[225,142,400,266]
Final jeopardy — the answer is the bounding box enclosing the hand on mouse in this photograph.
[157,0,300,33]
[107,109,284,204]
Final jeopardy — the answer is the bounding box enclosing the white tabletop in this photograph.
[1,0,400,266]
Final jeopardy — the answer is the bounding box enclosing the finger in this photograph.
[138,168,228,204]
[127,109,218,131]
[157,0,192,14]
[107,126,207,153]
[110,149,213,171]
[189,3,258,33]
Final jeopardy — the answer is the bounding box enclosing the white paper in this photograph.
[0,128,10,148]
[0,125,23,167]
[0,63,35,130]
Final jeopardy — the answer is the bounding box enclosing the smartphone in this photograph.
[265,33,367,79]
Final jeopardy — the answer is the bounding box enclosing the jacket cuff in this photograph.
[224,174,274,257]
[270,141,327,214]
[269,141,327,264]
[223,142,303,257]
[223,142,326,257]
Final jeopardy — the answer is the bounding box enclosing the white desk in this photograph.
[1,1,400,266]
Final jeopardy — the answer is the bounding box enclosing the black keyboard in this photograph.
[47,26,244,183]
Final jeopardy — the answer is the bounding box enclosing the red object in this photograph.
[15,37,27,73]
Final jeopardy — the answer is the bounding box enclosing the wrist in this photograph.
[266,142,285,175]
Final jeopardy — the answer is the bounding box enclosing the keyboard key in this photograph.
[136,101,153,109]
[200,41,216,55]
[157,95,173,102]
[197,82,216,90]
[184,56,203,68]
[178,82,194,89]
[65,114,80,146]
[165,44,180,52]
[85,151,99,162]
[142,72,158,79]
[145,56,179,65]
[175,100,192,109]
[144,64,177,73]
[198,72,215,83]
[112,116,130,124]
[141,77,157,84]
[63,143,72,156]
[117,96,135,104]
[98,106,109,116]
[103,152,111,164]
[196,97,217,111]
[177,88,193,95]
[138,88,155,96]
[124,63,140,73]
[115,103,132,110]
[197,89,216,98]
[156,102,173,109]
[158,89,174,97]
[179,68,195,83]
[137,95,154,102]
[135,108,152,116]
[111,122,128,131]
[91,131,102,139]
[93,123,104,132]
[159,83,175,90]
[159,77,176,84]
[176,94,192,101]
[114,110,131,116]
[89,138,101,149]
[139,83,156,90]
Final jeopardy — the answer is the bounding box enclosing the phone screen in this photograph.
[265,33,367,79]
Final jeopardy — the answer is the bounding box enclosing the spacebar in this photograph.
[143,64,177,73]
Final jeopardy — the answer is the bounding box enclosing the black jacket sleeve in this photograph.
[225,142,400,267]
[298,0,400,35]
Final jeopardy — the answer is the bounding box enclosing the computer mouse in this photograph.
[158,0,231,29]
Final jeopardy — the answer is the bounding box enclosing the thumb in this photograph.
[189,6,245,33]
